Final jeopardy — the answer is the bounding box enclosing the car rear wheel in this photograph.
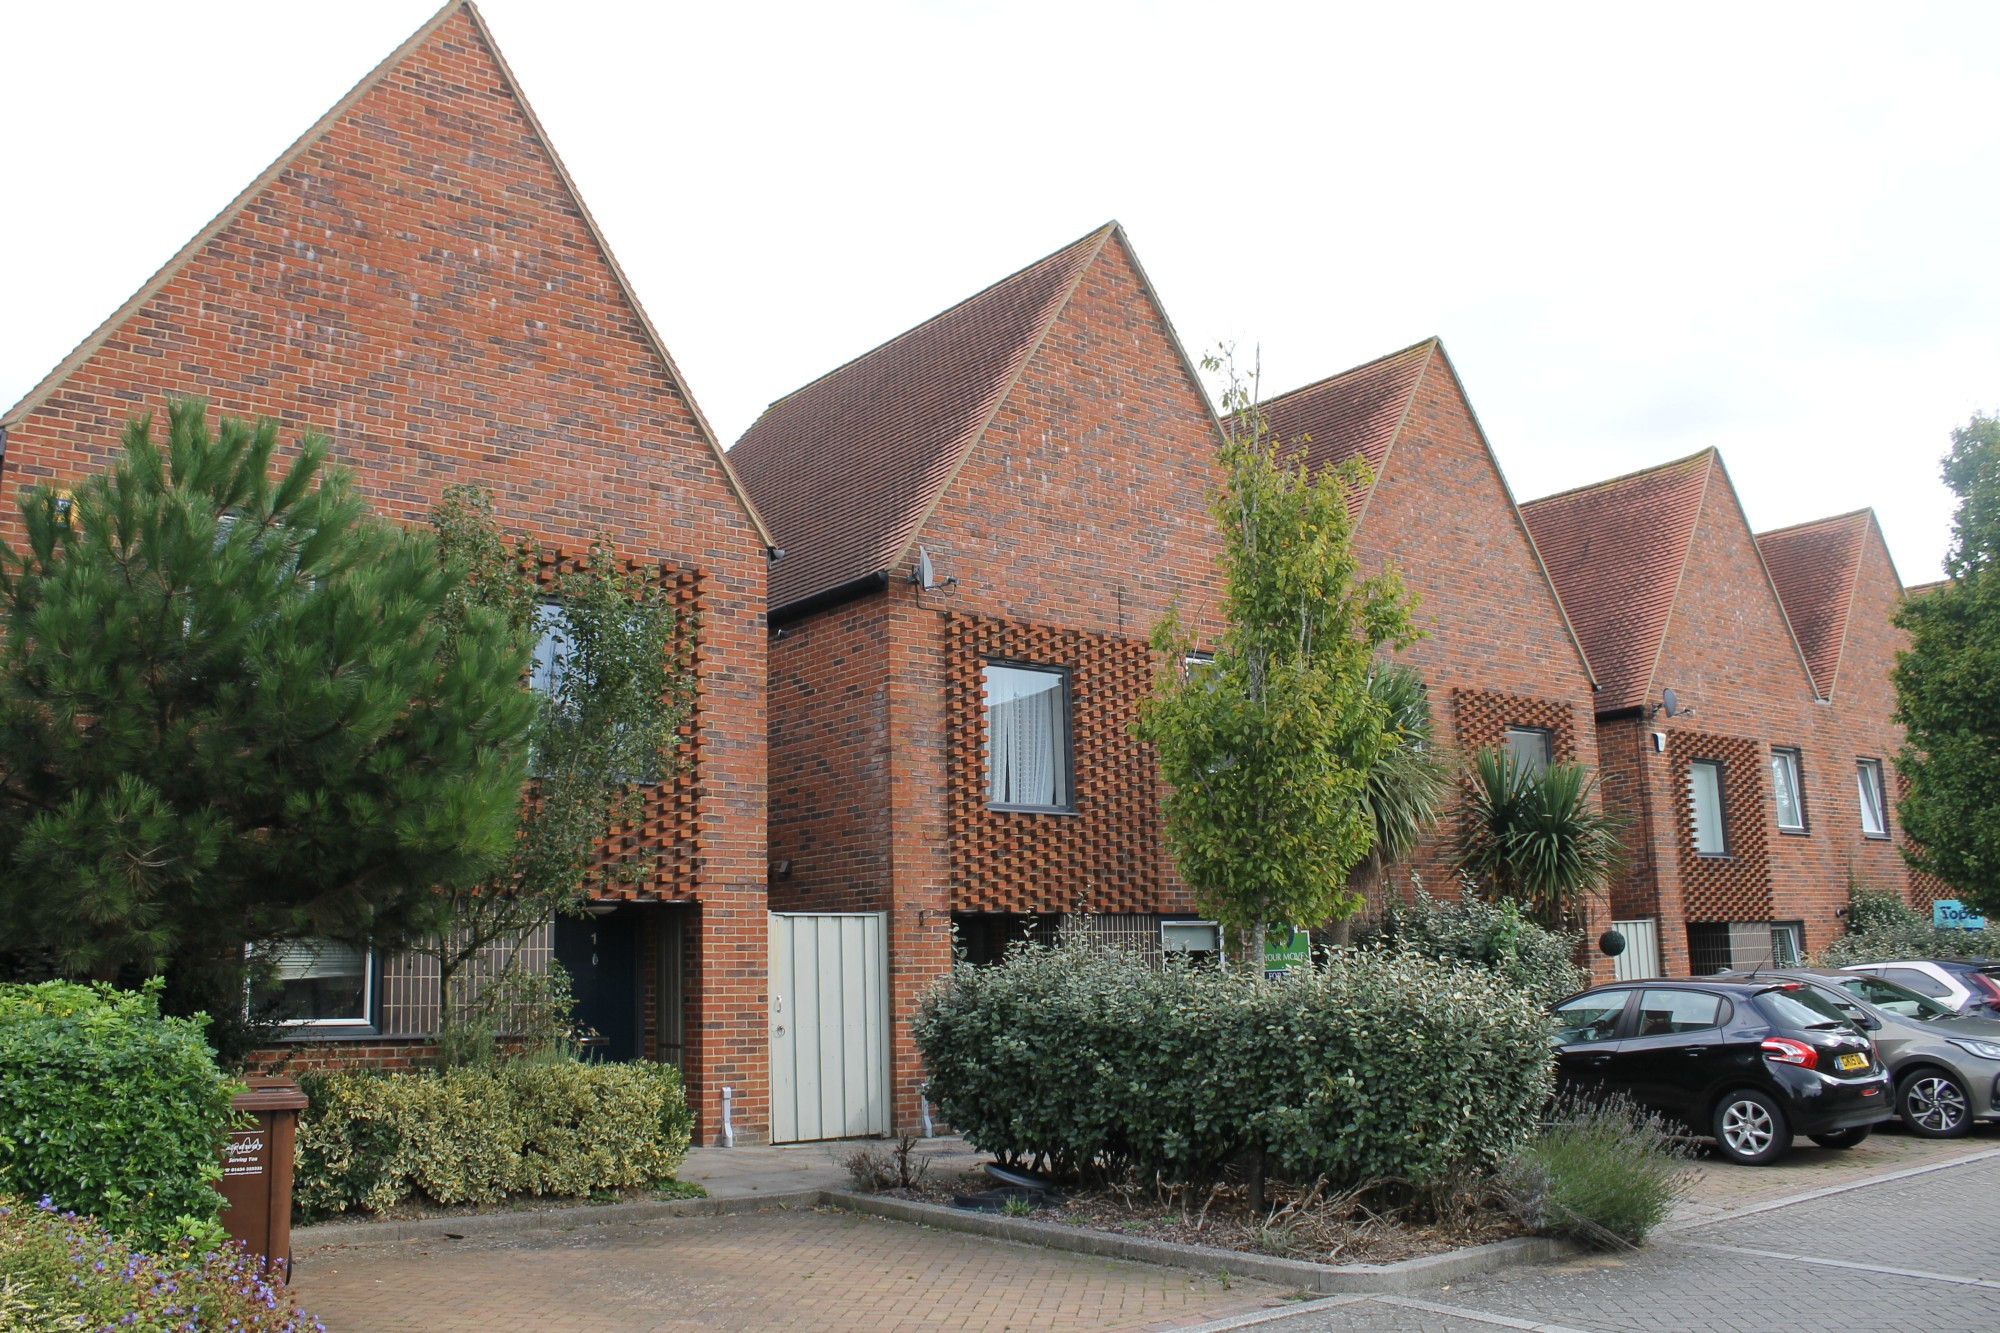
[1713,1089,1792,1165]
[1809,1127,1871,1150]
[1899,1069,1972,1138]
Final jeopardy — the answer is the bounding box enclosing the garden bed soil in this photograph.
[874,1165,1525,1265]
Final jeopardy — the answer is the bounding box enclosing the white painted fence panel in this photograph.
[1612,918,1661,982]
[769,912,890,1142]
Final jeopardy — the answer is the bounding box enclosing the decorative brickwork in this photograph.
[945,613,1185,914]
[1451,688,1580,761]
[1896,770,1951,909]
[1670,730,1774,921]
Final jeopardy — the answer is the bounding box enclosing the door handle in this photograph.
[1686,1049,1703,1058]
[1589,1055,1611,1067]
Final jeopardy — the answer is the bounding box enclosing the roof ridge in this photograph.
[1754,507,1874,542]
[1519,446,1717,512]
[748,221,1119,423]
[1259,336,1440,410]
[4,1,468,428]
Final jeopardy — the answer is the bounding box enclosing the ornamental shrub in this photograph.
[293,1059,693,1219]
[1499,1092,1696,1249]
[914,935,1552,1188]
[1815,886,2000,965]
[0,981,238,1250]
[1365,884,1589,1007]
[0,1194,318,1331]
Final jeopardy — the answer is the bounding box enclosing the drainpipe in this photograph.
[719,1086,735,1148]
[920,1095,934,1139]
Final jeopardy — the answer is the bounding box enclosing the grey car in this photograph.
[1714,966,2000,1137]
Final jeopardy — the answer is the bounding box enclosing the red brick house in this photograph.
[1521,452,1921,976]
[1757,511,1933,909]
[1258,342,1606,940]
[0,1,773,1143]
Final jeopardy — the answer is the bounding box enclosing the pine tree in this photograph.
[0,401,536,1043]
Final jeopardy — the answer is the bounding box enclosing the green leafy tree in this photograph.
[1454,749,1625,929]
[414,485,691,1058]
[0,401,536,1051]
[1137,348,1419,964]
[1895,413,2000,914]
[1353,664,1451,881]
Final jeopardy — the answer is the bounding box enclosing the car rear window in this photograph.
[1756,987,1856,1030]
[1836,974,1953,1020]
[1882,967,1952,998]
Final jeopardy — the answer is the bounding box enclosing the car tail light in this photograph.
[1761,1036,1818,1069]
[1972,972,2000,1004]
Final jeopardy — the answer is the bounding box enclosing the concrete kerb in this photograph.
[294,1184,1575,1292]
[823,1189,1578,1294]
[292,1188,825,1249]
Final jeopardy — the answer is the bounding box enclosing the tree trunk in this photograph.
[1248,1150,1267,1217]
[1326,916,1352,948]
[1244,921,1267,977]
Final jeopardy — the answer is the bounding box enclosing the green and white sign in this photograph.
[1264,927,1312,976]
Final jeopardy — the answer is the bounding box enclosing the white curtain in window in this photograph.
[989,688,1067,806]
[1689,761,1726,855]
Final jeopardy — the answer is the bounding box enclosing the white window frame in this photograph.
[1856,758,1889,838]
[249,938,375,1030]
[1689,759,1728,856]
[1161,919,1222,962]
[1771,747,1807,833]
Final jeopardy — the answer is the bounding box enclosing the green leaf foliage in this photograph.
[1137,348,1419,946]
[1355,664,1452,879]
[1813,885,2000,965]
[0,402,537,1055]
[418,486,691,1050]
[914,933,1552,1189]
[1895,413,2000,914]
[1362,886,1589,1008]
[0,1194,316,1331]
[1455,749,1625,929]
[0,981,238,1250]
[1498,1091,1695,1249]
[292,1059,693,1219]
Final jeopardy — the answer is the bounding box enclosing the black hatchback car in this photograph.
[1551,979,1893,1164]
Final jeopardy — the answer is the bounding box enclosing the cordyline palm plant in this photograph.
[1456,748,1626,929]
[1356,663,1452,877]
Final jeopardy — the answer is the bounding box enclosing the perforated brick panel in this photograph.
[945,613,1188,914]
[536,550,705,902]
[1669,730,1773,921]
[1895,770,1950,909]
[1451,688,1580,760]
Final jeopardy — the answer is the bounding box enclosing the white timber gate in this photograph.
[1612,918,1662,982]
[768,912,891,1142]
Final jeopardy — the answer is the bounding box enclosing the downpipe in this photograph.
[720,1086,735,1148]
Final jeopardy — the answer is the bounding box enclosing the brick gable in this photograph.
[0,1,769,1143]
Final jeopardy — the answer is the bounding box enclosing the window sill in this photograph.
[268,1024,385,1043]
[1778,826,1810,837]
[1862,832,1892,842]
[1694,852,1733,860]
[987,803,1080,816]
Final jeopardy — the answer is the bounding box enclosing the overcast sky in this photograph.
[3,1,1993,581]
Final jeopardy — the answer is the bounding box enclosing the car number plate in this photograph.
[1836,1052,1868,1071]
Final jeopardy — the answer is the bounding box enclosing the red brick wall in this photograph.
[0,7,768,1143]
[767,600,892,914]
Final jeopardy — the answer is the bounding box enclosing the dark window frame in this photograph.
[982,658,1078,815]
[1688,757,1730,857]
[1503,725,1556,776]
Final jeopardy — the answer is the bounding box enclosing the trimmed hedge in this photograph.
[294,1059,693,1219]
[0,981,237,1250]
[1815,887,2000,965]
[915,938,1553,1188]
[1365,888,1589,1007]
[0,1194,316,1331]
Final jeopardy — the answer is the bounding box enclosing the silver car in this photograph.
[1715,967,2000,1137]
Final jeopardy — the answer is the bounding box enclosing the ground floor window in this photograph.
[1686,920,1805,974]
[251,939,372,1027]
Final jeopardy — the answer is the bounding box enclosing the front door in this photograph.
[555,912,640,1061]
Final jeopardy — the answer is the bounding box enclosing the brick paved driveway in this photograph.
[292,1203,1295,1332]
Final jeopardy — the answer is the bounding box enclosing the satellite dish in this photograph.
[916,547,936,590]
[1661,687,1679,717]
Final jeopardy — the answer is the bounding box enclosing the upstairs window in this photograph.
[1856,759,1889,838]
[1689,759,1728,856]
[1771,747,1807,832]
[984,663,1072,811]
[1504,726,1554,777]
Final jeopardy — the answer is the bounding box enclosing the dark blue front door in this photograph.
[554,912,640,1060]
